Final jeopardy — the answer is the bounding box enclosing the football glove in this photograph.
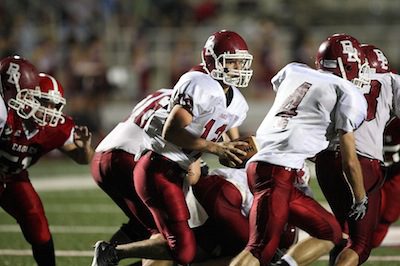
[348,195,368,220]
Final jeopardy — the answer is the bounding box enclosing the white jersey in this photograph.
[144,71,248,169]
[249,63,367,169]
[328,72,400,161]
[0,96,6,135]
[95,89,172,154]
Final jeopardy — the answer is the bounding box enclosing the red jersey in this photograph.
[0,110,75,181]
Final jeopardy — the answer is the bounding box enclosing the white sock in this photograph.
[282,254,298,266]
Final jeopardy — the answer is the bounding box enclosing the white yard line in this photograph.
[31,175,96,191]
[0,249,94,256]
[0,224,118,234]
[298,226,400,247]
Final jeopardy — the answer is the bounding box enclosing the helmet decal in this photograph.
[316,34,370,88]
[6,62,21,86]
[373,49,389,71]
[204,35,216,56]
[340,40,361,63]
[360,44,390,74]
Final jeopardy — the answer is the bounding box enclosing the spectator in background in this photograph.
[31,36,60,76]
[169,31,196,86]
[250,18,279,98]
[291,27,315,67]
[66,35,113,146]
[131,38,153,101]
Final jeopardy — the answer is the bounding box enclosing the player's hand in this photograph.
[348,195,368,220]
[215,141,248,168]
[73,125,92,149]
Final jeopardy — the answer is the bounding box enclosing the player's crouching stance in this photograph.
[92,29,253,266]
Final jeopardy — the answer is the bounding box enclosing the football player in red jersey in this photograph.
[0,67,94,266]
[371,116,400,248]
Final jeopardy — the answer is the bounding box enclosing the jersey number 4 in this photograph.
[275,82,312,118]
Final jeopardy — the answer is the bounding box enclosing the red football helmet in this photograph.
[315,34,370,88]
[360,44,390,74]
[201,30,253,88]
[8,73,66,127]
[383,117,400,166]
[0,55,39,104]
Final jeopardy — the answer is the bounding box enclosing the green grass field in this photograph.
[0,156,399,266]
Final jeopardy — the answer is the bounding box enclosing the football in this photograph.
[219,135,259,168]
[234,135,259,161]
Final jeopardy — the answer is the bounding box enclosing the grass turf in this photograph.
[1,156,399,265]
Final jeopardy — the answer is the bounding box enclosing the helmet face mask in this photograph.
[201,30,253,88]
[8,73,66,127]
[316,34,371,89]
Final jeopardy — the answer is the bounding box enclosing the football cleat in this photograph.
[91,240,119,266]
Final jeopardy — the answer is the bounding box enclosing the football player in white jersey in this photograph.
[91,88,172,247]
[275,43,400,266]
[230,34,369,266]
[317,43,400,265]
[91,29,253,266]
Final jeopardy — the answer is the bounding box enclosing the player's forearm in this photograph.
[66,145,94,164]
[342,159,366,202]
[164,126,217,154]
[80,145,95,163]
[339,130,366,201]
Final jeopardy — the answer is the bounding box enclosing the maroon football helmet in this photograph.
[201,30,253,88]
[315,34,370,88]
[360,44,390,74]
[0,55,40,105]
[9,73,66,127]
[383,117,400,166]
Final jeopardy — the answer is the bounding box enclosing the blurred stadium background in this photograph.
[1,1,400,265]
[2,0,400,142]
